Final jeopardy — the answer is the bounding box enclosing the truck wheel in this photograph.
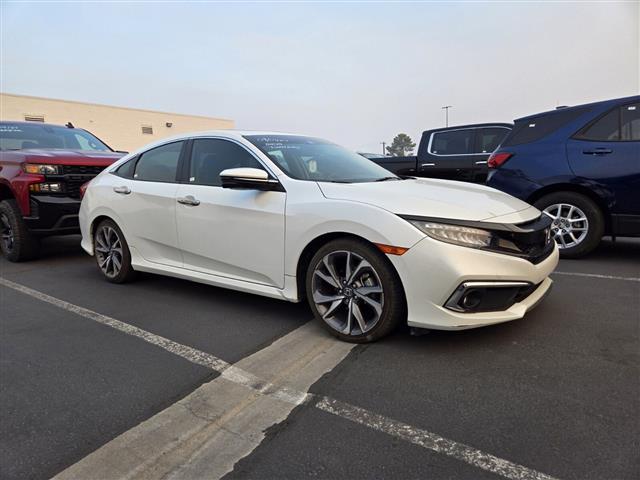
[306,237,406,343]
[0,199,40,262]
[93,219,136,283]
[534,192,604,258]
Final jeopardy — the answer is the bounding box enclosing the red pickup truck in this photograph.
[0,121,123,261]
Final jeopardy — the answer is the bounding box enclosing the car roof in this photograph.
[423,123,512,134]
[0,120,76,129]
[515,95,640,122]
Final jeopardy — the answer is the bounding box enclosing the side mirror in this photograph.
[219,167,283,191]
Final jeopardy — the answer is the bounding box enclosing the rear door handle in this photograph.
[475,161,488,165]
[421,163,436,167]
[113,186,131,195]
[177,195,200,206]
[583,148,612,155]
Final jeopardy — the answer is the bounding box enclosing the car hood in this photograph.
[18,149,123,167]
[317,178,539,223]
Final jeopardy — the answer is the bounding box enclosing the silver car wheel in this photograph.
[543,203,589,249]
[311,250,384,336]
[95,225,124,278]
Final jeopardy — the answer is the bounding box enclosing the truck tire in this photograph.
[534,192,604,258]
[306,237,406,343]
[0,199,40,262]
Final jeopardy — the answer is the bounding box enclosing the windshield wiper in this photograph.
[374,176,401,182]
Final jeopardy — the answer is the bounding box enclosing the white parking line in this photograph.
[553,271,640,282]
[1,277,560,480]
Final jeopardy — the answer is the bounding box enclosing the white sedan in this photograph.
[79,131,559,342]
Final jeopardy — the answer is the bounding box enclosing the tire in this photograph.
[305,237,406,343]
[534,192,604,258]
[93,219,136,283]
[0,199,40,262]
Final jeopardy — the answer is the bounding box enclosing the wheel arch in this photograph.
[0,182,15,201]
[294,231,407,309]
[527,183,611,230]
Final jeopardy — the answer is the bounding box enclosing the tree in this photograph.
[386,133,416,157]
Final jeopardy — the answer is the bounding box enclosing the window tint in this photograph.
[577,108,620,141]
[189,138,263,186]
[114,156,138,179]
[621,104,640,141]
[430,129,473,155]
[475,127,510,153]
[503,107,590,146]
[134,141,183,182]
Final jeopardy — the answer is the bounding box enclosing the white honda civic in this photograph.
[80,131,558,342]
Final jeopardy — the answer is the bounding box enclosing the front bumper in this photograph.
[388,236,559,330]
[23,195,81,235]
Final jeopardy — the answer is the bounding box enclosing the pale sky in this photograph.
[1,1,638,153]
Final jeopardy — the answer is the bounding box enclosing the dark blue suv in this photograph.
[487,95,639,257]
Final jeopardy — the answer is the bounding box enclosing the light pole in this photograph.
[442,105,452,127]
[381,141,386,155]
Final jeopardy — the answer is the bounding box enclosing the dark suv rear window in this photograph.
[503,107,590,146]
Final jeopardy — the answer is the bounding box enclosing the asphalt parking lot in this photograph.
[1,236,638,480]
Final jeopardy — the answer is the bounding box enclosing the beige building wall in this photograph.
[0,93,234,152]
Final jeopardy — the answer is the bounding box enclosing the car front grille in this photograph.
[41,165,107,199]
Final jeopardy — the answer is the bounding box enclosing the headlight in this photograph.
[23,164,61,175]
[409,220,493,248]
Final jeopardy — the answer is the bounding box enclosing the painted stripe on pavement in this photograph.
[1,277,560,480]
[553,271,639,282]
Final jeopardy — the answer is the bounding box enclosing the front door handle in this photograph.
[583,148,612,155]
[113,186,131,195]
[421,163,436,167]
[177,195,200,206]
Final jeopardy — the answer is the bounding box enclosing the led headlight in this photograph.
[409,220,493,248]
[23,164,61,175]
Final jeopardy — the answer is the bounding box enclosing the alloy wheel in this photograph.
[0,213,14,252]
[95,225,124,278]
[311,250,384,336]
[542,203,589,249]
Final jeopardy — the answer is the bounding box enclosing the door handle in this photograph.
[421,163,436,167]
[113,186,131,195]
[475,161,488,165]
[583,148,612,155]
[177,195,200,206]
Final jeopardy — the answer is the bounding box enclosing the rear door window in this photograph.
[621,104,640,141]
[575,108,621,141]
[475,127,510,153]
[134,141,184,183]
[429,129,473,155]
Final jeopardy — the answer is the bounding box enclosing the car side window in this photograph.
[189,138,264,186]
[430,130,473,155]
[475,128,509,153]
[576,108,621,141]
[134,141,183,182]
[621,103,640,141]
[114,156,138,179]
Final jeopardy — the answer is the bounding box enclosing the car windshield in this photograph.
[244,135,399,183]
[0,123,112,152]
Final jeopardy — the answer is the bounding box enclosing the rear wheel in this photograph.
[534,192,604,258]
[93,219,136,283]
[306,238,405,343]
[0,199,40,262]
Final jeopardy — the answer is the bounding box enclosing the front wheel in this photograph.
[0,199,40,262]
[305,238,405,343]
[534,192,604,258]
[93,219,136,283]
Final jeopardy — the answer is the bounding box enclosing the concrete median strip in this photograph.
[1,277,559,480]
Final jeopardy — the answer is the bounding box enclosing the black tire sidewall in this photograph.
[0,199,39,262]
[534,192,604,258]
[94,219,135,283]
[305,238,405,343]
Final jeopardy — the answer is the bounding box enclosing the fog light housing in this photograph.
[445,281,533,313]
[29,182,63,193]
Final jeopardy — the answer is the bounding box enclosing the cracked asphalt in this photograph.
[1,236,638,480]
